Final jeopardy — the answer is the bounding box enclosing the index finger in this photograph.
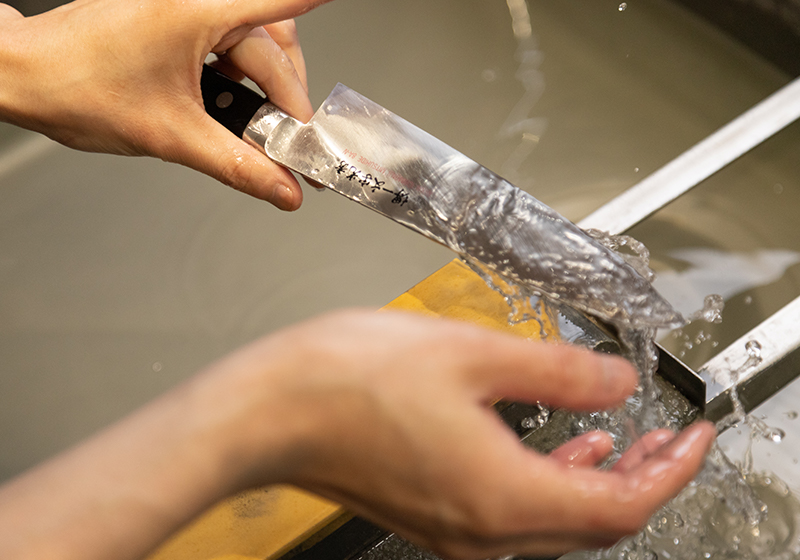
[264,20,308,92]
[464,339,639,412]
[221,0,334,29]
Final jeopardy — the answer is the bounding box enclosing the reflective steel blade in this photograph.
[243,84,682,329]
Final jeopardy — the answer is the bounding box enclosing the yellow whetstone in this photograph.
[146,259,554,560]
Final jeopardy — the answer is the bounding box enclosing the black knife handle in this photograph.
[200,64,268,138]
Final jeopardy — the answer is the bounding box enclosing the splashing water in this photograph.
[521,407,551,430]
[689,294,725,324]
[746,339,763,360]
[466,3,799,557]
[466,227,800,559]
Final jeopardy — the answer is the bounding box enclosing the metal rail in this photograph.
[701,295,800,423]
[575,77,800,424]
[578,76,800,236]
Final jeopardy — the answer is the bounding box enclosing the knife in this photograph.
[200,64,682,330]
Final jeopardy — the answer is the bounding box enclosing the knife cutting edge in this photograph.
[200,64,682,330]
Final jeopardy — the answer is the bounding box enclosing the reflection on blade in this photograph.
[263,84,682,329]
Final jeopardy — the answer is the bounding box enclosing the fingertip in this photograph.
[276,182,303,211]
[666,421,716,462]
[559,422,715,539]
[613,429,676,473]
[550,430,614,468]
[627,422,715,497]
[245,167,304,210]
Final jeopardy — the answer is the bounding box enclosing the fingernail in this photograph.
[275,184,297,210]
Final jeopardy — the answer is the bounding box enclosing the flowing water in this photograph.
[462,224,800,559]
[450,4,800,557]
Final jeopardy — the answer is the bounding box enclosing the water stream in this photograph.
[465,232,800,559]
[474,2,800,556]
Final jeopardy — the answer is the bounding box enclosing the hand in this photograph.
[0,0,329,210]
[0,309,714,560]
[213,310,716,559]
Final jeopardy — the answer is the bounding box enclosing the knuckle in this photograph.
[274,49,298,77]
[217,152,253,191]
[269,19,301,46]
[280,19,301,44]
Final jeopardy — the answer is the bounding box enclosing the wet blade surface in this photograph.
[263,84,683,329]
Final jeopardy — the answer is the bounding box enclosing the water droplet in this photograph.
[619,2,628,10]
[152,362,163,372]
[520,407,550,429]
[765,428,785,443]
[786,411,798,420]
[745,340,762,360]
[481,69,497,82]
[690,294,724,323]
[774,183,784,195]
[744,295,753,305]
[634,166,640,173]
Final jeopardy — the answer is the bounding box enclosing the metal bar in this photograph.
[575,77,800,426]
[656,347,706,413]
[578,76,800,235]
[700,294,800,423]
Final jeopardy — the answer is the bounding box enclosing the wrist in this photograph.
[187,338,319,493]
[0,10,29,127]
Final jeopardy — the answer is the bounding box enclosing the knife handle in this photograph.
[200,64,268,138]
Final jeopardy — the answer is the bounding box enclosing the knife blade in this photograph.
[200,64,682,330]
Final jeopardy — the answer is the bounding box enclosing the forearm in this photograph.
[0,359,293,560]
